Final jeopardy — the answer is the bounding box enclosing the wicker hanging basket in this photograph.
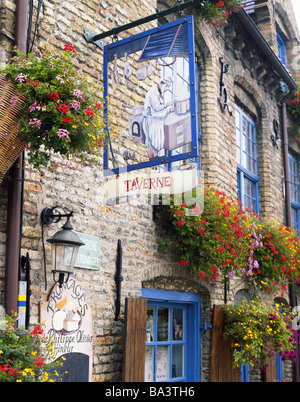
[0,73,27,182]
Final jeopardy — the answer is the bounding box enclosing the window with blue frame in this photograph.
[277,32,287,90]
[142,288,201,382]
[235,105,259,214]
[288,154,300,233]
[277,32,287,67]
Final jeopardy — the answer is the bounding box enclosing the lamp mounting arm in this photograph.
[41,207,73,226]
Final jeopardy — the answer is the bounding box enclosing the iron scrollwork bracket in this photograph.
[271,118,280,148]
[218,57,232,116]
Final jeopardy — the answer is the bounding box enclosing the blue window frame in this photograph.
[288,154,300,232]
[142,288,201,382]
[235,105,259,214]
[277,33,287,67]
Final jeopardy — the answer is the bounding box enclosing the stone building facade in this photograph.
[0,0,300,382]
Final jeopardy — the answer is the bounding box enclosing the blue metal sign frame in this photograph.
[103,16,197,175]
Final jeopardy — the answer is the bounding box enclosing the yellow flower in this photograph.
[0,350,3,355]
[31,350,37,355]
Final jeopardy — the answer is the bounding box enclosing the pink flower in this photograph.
[73,89,84,99]
[10,96,18,107]
[29,101,37,112]
[70,100,80,111]
[28,118,42,129]
[57,128,70,138]
[15,73,27,82]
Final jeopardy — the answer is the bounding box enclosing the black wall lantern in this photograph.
[41,207,85,289]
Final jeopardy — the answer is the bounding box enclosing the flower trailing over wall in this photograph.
[157,185,300,292]
[158,185,252,283]
[1,44,116,170]
[245,217,300,293]
[195,0,246,27]
[0,315,64,382]
[223,298,299,370]
[288,90,300,142]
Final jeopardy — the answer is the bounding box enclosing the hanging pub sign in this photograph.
[40,278,93,382]
[103,15,198,175]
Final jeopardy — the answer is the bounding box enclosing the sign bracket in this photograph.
[83,0,202,48]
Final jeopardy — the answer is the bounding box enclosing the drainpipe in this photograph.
[4,0,28,317]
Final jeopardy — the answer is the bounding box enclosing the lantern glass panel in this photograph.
[51,242,79,273]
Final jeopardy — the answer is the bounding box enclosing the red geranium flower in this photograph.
[47,92,59,102]
[84,107,94,118]
[57,104,70,113]
[62,115,72,124]
[33,357,45,368]
[177,220,185,227]
[179,260,187,266]
[64,44,76,53]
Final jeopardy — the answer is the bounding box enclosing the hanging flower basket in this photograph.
[223,298,299,371]
[0,74,27,182]
[0,44,115,177]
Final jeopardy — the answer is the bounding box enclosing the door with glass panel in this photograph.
[145,303,187,381]
[142,289,201,382]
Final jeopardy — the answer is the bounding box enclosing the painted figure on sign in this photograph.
[143,77,175,158]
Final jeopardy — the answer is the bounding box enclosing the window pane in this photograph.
[245,177,250,196]
[173,309,184,341]
[242,117,246,135]
[251,158,256,174]
[172,345,184,378]
[145,346,154,382]
[235,108,240,128]
[236,146,241,164]
[156,346,169,381]
[146,307,155,342]
[157,308,169,341]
